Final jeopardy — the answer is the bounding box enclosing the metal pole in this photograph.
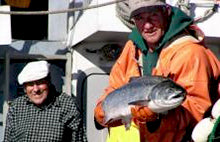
[3,51,10,131]
[65,50,72,96]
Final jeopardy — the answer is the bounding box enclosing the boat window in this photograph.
[1,0,48,40]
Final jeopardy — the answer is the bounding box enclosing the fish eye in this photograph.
[166,88,174,93]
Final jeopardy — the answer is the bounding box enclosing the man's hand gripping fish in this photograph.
[102,75,186,130]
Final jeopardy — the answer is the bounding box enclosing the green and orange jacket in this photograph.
[94,7,220,142]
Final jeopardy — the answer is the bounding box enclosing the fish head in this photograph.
[148,79,186,113]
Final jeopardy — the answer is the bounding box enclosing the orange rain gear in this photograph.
[95,34,220,141]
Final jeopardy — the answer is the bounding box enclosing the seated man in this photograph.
[4,60,87,142]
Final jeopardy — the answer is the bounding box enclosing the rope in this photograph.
[176,0,219,23]
[176,0,191,16]
[194,3,219,23]
[0,0,127,15]
[0,0,218,27]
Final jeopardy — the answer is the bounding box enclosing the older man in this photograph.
[94,0,220,141]
[4,60,87,142]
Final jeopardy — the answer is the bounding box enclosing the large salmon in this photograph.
[102,75,186,129]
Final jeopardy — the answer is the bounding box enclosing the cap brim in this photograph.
[130,4,166,18]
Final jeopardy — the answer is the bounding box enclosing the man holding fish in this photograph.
[94,0,220,141]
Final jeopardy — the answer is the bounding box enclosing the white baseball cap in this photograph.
[18,60,50,85]
[129,0,166,18]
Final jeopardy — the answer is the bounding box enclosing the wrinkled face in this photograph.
[133,6,170,49]
[24,78,49,106]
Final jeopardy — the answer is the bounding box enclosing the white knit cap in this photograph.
[18,60,50,85]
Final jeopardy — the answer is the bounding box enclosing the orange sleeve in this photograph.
[94,40,141,125]
[98,40,141,99]
[147,42,220,141]
[154,42,220,122]
[172,44,219,121]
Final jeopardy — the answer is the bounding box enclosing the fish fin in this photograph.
[124,123,131,130]
[122,117,132,130]
[108,127,111,136]
[128,100,149,106]
[105,119,115,126]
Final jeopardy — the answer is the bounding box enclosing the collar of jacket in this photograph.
[128,6,193,75]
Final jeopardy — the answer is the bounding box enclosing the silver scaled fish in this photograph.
[102,75,186,129]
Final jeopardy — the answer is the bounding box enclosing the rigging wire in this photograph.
[0,0,218,25]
